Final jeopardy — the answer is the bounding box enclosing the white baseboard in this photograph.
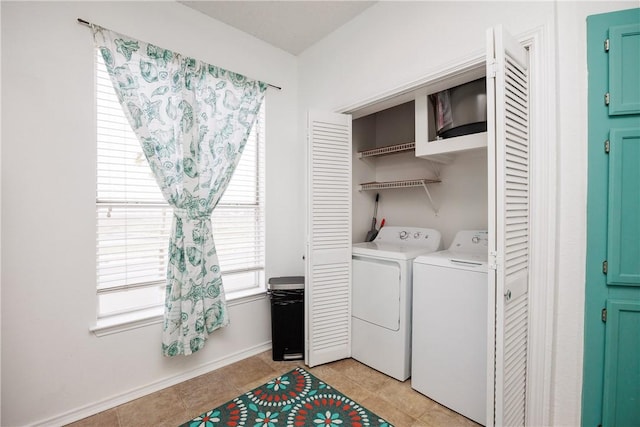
[32,341,272,427]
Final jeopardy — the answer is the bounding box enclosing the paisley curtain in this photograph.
[93,26,267,356]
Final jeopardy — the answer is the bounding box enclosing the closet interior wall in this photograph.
[352,101,488,247]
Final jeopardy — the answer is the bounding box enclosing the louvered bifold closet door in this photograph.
[486,26,531,427]
[306,111,352,367]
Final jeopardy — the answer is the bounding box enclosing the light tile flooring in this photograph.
[67,350,480,427]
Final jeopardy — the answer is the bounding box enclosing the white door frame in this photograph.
[336,24,556,427]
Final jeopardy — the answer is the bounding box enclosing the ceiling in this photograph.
[180,1,376,55]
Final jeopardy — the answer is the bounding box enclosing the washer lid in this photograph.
[414,250,488,272]
[352,241,440,261]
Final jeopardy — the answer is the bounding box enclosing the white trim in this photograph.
[90,306,163,337]
[520,23,556,427]
[91,290,268,337]
[337,52,485,118]
[31,340,272,427]
[486,26,498,427]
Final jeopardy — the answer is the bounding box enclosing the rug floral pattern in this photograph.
[181,367,393,427]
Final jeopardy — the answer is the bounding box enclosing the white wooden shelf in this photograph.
[358,141,415,158]
[415,131,487,164]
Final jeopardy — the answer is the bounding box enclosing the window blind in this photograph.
[95,53,265,318]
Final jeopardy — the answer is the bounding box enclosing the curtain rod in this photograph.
[77,18,282,91]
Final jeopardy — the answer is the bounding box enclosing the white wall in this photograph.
[370,149,488,247]
[298,2,554,114]
[298,1,637,426]
[0,2,299,425]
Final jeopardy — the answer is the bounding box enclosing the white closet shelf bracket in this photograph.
[358,178,441,215]
[421,180,439,216]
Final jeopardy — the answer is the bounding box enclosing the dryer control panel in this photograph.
[374,226,442,247]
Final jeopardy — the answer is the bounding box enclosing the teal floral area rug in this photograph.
[180,367,393,427]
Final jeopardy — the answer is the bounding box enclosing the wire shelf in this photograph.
[359,178,440,191]
[357,142,416,158]
[359,179,441,214]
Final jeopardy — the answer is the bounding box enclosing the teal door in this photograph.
[584,8,640,427]
[602,300,640,426]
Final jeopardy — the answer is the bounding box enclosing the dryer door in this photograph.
[352,256,401,331]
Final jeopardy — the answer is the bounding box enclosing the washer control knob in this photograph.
[414,232,422,239]
[399,231,409,240]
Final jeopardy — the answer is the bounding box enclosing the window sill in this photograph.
[90,288,268,337]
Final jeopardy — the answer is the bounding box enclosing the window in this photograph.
[95,53,266,320]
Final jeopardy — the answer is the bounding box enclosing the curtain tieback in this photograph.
[173,208,212,221]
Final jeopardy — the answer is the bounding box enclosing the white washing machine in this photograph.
[351,226,443,381]
[411,230,489,425]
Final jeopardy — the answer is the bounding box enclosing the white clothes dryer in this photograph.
[351,226,443,381]
[412,230,489,425]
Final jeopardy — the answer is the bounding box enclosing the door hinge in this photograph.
[602,308,607,323]
[605,140,610,154]
[603,260,608,274]
[487,61,498,79]
[604,93,610,105]
[489,251,498,270]
[604,39,610,52]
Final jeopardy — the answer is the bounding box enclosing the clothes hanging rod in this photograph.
[77,18,282,91]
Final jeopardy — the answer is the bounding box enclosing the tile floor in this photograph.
[67,350,480,427]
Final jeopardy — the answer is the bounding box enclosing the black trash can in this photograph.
[268,276,305,361]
